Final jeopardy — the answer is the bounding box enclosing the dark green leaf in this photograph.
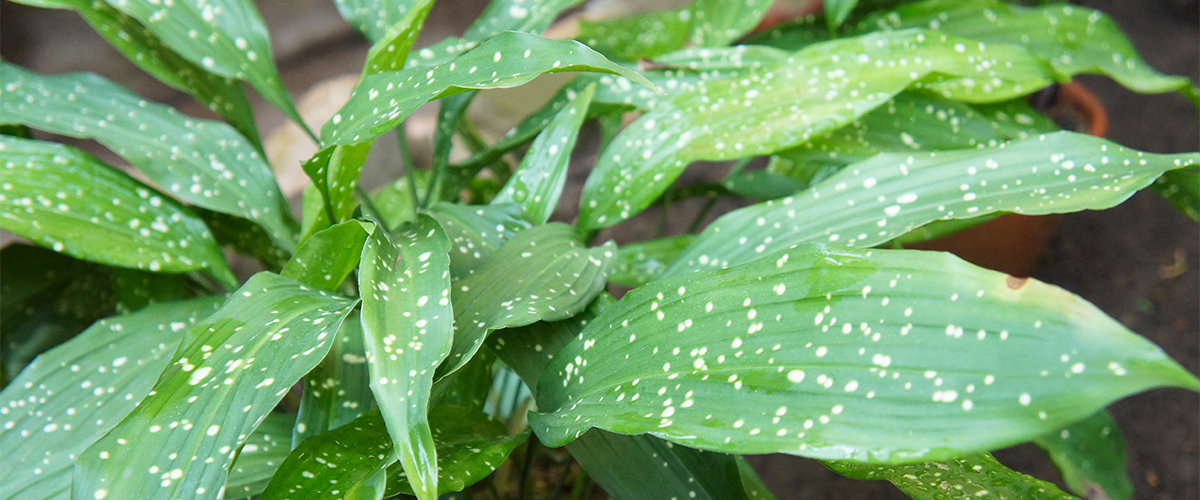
[359,215,453,500]
[610,235,695,287]
[0,65,297,248]
[1152,166,1200,222]
[109,267,200,314]
[362,0,435,74]
[461,0,582,41]
[1035,411,1132,500]
[428,92,479,203]
[0,297,223,500]
[531,244,1200,461]
[74,273,357,500]
[196,207,292,271]
[292,311,374,447]
[825,0,859,33]
[0,136,234,286]
[282,220,373,292]
[827,453,1076,499]
[225,413,296,500]
[370,169,429,229]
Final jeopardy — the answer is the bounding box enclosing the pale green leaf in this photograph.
[578,29,1052,229]
[531,244,1200,461]
[224,413,295,500]
[335,0,422,42]
[827,453,1076,499]
[0,297,224,500]
[359,214,453,500]
[0,136,234,286]
[577,7,692,61]
[610,235,695,287]
[292,312,374,447]
[493,83,595,223]
[369,169,429,229]
[668,132,1200,275]
[282,219,373,292]
[1035,411,1132,500]
[73,273,357,500]
[689,0,774,47]
[362,0,435,74]
[0,65,297,249]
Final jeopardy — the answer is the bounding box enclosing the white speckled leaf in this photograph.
[578,29,1052,229]
[827,453,1076,499]
[610,235,695,287]
[667,132,1200,275]
[1035,411,1132,500]
[578,7,692,61]
[99,0,305,126]
[689,0,774,47]
[530,244,1200,461]
[438,223,617,379]
[0,65,296,249]
[223,413,295,500]
[291,311,374,447]
[462,0,581,41]
[492,83,595,224]
[281,219,373,292]
[362,0,434,74]
[10,0,260,144]
[0,136,235,287]
[427,202,531,280]
[73,273,357,500]
[0,296,224,500]
[359,214,453,500]
[335,0,421,42]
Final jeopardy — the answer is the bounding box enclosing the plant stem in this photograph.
[518,437,537,500]
[568,468,590,500]
[687,195,719,234]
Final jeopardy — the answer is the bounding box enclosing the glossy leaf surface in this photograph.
[669,132,1200,275]
[224,413,295,500]
[532,244,1200,461]
[74,273,357,500]
[0,297,223,500]
[689,0,774,47]
[282,219,372,292]
[827,453,1075,499]
[1035,411,1132,500]
[0,136,233,285]
[359,215,453,500]
[0,65,296,248]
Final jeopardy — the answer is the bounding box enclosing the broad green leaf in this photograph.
[578,29,1052,229]
[359,214,453,500]
[74,273,357,500]
[493,83,595,223]
[436,347,496,415]
[292,312,374,447]
[100,0,307,126]
[0,297,223,500]
[1035,411,1132,500]
[225,413,296,500]
[322,31,653,146]
[438,223,617,379]
[531,244,1200,461]
[427,92,479,203]
[825,0,859,33]
[722,170,810,202]
[109,267,199,314]
[370,169,429,229]
[578,7,692,61]
[827,453,1076,499]
[0,136,234,286]
[857,0,1200,102]
[1152,166,1200,222]
[610,235,695,287]
[689,0,774,47]
[10,0,260,144]
[668,132,1200,275]
[362,0,435,74]
[335,0,422,42]
[282,219,373,292]
[461,0,582,41]
[0,65,297,248]
[427,202,531,279]
[346,468,388,500]
[300,141,373,225]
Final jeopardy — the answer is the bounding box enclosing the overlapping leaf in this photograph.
[73,273,357,500]
[362,0,436,74]
[689,0,774,47]
[0,65,297,248]
[531,244,1200,461]
[225,413,295,500]
[0,296,224,500]
[1152,166,1200,222]
[668,132,1200,275]
[359,215,453,500]
[291,312,373,447]
[610,235,695,287]
[1035,411,1132,500]
[300,141,373,227]
[0,136,234,286]
[827,453,1075,499]
[825,0,859,33]
[281,219,373,292]
[335,0,422,42]
[427,202,530,279]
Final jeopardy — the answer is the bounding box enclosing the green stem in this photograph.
[355,185,389,230]
[568,467,590,500]
[687,195,719,234]
[518,438,537,500]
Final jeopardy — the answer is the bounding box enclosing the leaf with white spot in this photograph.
[335,0,422,42]
[827,453,1076,499]
[0,296,223,500]
[577,6,695,61]
[73,273,357,500]
[292,312,374,447]
[427,202,531,279]
[0,136,235,287]
[689,0,774,47]
[668,132,1200,275]
[322,31,653,147]
[359,214,453,500]
[1152,166,1200,222]
[10,0,261,144]
[427,93,479,203]
[362,0,435,74]
[462,0,582,41]
[300,141,373,227]
[99,0,307,127]
[531,244,1200,461]
[856,0,1200,103]
[0,65,297,249]
[578,29,1053,229]
[282,220,373,292]
[438,223,617,379]
[1035,411,1132,500]
[610,235,695,287]
[224,413,295,500]
[493,83,595,224]
[824,0,859,33]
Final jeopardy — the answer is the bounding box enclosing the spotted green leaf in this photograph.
[1152,166,1200,222]
[827,453,1076,499]
[301,141,373,227]
[10,0,260,144]
[856,0,1200,103]
[291,312,374,447]
[362,0,435,74]
[493,83,595,223]
[462,0,582,41]
[610,235,695,287]
[0,65,297,249]
[1035,411,1132,500]
[427,202,531,279]
[578,29,1053,229]
[668,132,1200,275]
[335,0,423,42]
[322,31,653,146]
[99,0,307,127]
[359,214,453,500]
[531,244,1200,461]
[370,169,429,229]
[577,7,692,61]
[224,413,295,500]
[438,223,617,379]
[0,136,235,287]
[427,93,479,203]
[689,0,774,47]
[825,0,859,33]
[282,219,373,292]
[0,296,224,500]
[73,273,357,500]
